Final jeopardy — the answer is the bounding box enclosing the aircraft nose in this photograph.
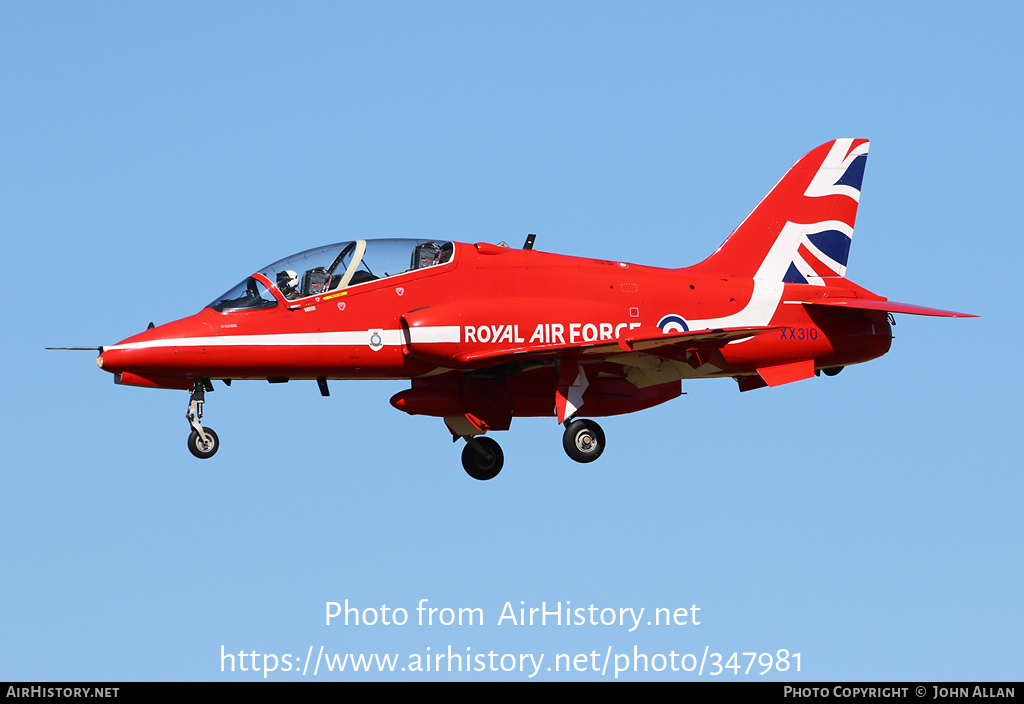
[99,312,213,376]
[99,333,181,377]
[96,344,135,374]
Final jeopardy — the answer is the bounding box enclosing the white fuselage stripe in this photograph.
[407,326,461,344]
[107,326,461,351]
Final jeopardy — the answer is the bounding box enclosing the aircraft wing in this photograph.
[601,326,784,354]
[452,325,783,366]
[433,325,779,423]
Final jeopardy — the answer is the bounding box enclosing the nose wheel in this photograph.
[562,418,605,463]
[188,426,219,459]
[185,381,220,459]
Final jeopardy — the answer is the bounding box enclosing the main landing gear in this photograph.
[461,436,504,481]
[186,381,219,459]
[562,418,605,463]
[457,417,607,480]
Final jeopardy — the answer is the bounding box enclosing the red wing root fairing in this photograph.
[53,140,975,479]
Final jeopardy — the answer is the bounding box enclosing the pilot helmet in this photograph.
[277,270,299,290]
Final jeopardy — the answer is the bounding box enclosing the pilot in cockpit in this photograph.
[276,270,299,299]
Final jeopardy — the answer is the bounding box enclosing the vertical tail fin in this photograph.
[691,139,869,285]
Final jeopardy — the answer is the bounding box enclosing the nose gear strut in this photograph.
[186,380,219,459]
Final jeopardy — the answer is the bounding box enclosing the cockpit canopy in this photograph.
[209,238,454,313]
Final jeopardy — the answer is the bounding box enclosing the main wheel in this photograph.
[461,437,503,480]
[187,427,220,459]
[562,419,605,463]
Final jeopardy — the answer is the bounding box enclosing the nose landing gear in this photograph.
[186,381,219,459]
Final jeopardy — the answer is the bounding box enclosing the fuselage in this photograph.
[98,240,892,406]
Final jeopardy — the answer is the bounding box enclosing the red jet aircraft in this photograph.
[56,139,974,479]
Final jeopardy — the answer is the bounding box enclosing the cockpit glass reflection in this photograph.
[208,277,277,313]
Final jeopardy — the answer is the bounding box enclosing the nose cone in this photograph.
[99,312,213,376]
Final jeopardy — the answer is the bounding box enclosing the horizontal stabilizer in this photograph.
[794,299,977,318]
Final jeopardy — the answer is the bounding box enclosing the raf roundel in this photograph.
[657,314,689,334]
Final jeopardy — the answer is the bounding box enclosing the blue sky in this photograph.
[2,2,1019,681]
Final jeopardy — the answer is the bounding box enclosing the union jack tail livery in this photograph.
[692,138,869,283]
[51,139,976,479]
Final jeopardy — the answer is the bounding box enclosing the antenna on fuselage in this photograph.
[523,234,536,250]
